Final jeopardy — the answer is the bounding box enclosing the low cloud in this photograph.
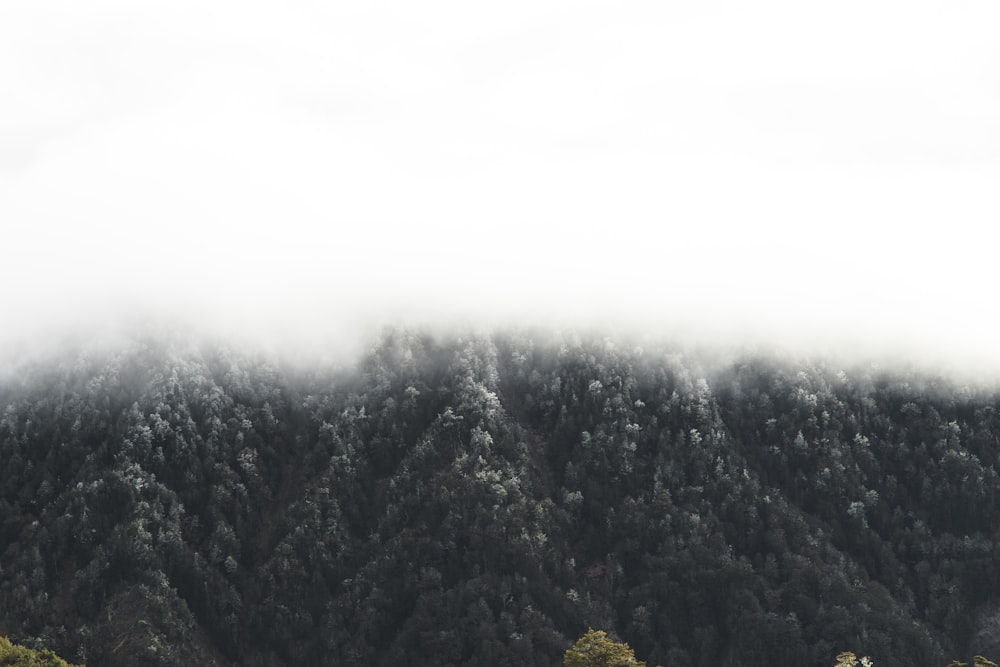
[2,0,999,378]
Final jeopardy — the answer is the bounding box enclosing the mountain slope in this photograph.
[2,330,999,666]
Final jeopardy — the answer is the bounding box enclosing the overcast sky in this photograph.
[2,1,999,369]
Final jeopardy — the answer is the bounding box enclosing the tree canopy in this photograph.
[4,329,1000,664]
[564,629,644,667]
[0,635,81,667]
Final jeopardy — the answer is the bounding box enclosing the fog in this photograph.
[3,0,999,376]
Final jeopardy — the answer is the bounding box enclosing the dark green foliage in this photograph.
[2,330,1000,665]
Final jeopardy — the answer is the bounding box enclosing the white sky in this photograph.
[2,0,999,369]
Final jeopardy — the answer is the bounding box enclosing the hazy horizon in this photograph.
[3,1,999,375]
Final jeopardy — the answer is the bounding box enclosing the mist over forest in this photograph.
[5,0,1000,665]
[3,324,1000,666]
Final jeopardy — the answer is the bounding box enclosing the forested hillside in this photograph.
[2,329,1000,666]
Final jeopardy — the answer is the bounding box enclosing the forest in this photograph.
[2,328,1000,666]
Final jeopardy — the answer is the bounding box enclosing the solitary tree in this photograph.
[564,629,645,667]
[0,635,82,667]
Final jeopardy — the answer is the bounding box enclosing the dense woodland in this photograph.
[2,328,1000,666]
